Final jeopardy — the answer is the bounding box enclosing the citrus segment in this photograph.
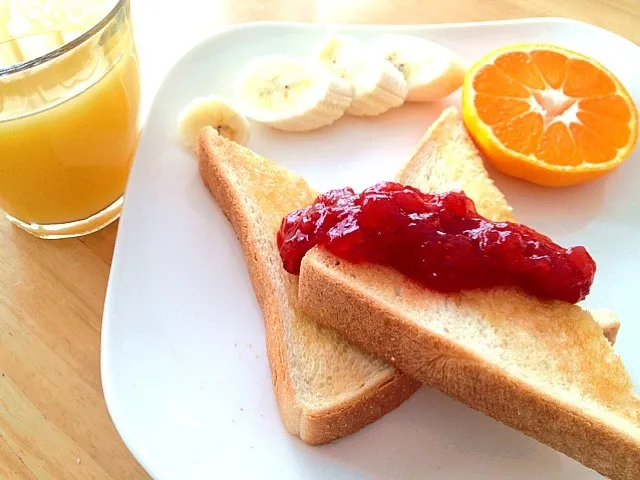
[494,52,547,89]
[491,112,543,153]
[569,124,617,165]
[475,93,530,124]
[577,110,631,148]
[580,95,631,121]
[537,122,576,166]
[530,50,567,89]
[472,64,530,97]
[563,59,617,97]
[462,44,638,187]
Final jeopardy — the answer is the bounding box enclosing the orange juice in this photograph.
[0,0,140,237]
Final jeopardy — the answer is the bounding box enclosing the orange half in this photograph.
[462,44,638,186]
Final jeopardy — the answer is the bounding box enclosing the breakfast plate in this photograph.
[101,18,640,480]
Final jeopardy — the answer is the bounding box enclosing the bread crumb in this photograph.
[76,458,80,465]
[390,356,396,362]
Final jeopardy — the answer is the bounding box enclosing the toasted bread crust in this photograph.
[198,128,419,445]
[299,254,640,478]
[198,129,301,435]
[298,370,420,444]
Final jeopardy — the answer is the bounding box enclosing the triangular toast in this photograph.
[198,127,418,445]
[298,108,640,478]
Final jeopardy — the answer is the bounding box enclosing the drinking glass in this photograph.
[0,0,140,238]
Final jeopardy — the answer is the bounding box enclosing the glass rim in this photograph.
[0,0,128,78]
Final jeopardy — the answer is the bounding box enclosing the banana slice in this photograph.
[177,95,250,151]
[316,34,408,117]
[235,55,354,132]
[370,34,466,103]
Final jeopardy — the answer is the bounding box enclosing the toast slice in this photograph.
[198,127,420,445]
[197,108,617,445]
[298,108,639,478]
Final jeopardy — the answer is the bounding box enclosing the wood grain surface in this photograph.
[0,1,638,478]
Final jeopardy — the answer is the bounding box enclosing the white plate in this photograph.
[102,19,640,480]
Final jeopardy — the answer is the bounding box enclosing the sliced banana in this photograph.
[177,95,250,152]
[316,34,408,117]
[370,34,466,103]
[235,55,354,132]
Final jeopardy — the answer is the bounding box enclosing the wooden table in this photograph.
[1,1,638,478]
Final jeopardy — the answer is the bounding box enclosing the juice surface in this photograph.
[0,19,140,225]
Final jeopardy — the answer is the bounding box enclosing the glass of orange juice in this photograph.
[0,0,140,238]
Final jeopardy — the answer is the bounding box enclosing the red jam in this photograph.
[277,182,596,303]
